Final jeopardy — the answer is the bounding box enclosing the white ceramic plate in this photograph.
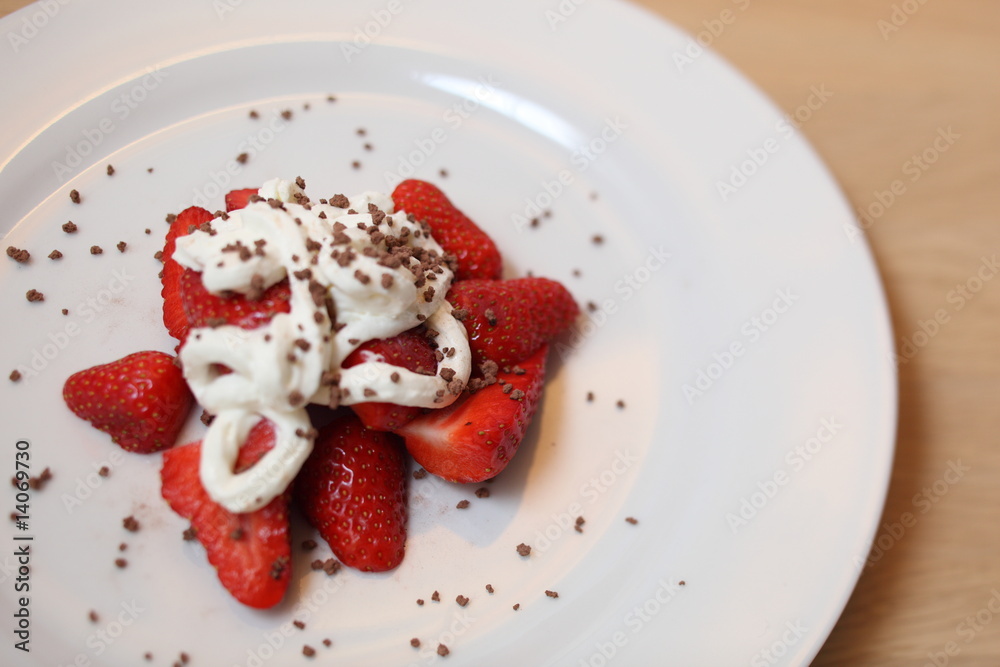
[0,1,896,665]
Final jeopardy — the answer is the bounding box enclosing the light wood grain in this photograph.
[3,0,998,663]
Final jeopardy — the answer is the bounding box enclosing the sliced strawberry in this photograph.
[391,179,502,280]
[294,413,408,572]
[342,328,437,431]
[63,351,194,454]
[225,187,259,212]
[161,420,291,609]
[399,345,548,483]
[161,206,214,343]
[179,269,291,330]
[448,277,578,368]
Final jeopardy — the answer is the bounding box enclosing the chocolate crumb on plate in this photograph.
[25,289,44,302]
[49,250,63,260]
[546,590,559,598]
[416,599,424,605]
[119,543,127,552]
[117,241,127,253]
[575,516,585,533]
[145,228,151,235]
[249,110,259,119]
[236,152,249,164]
[625,517,639,525]
[98,466,110,477]
[679,580,686,586]
[456,595,469,607]
[301,539,318,551]
[431,590,440,602]
[586,391,595,402]
[437,644,449,657]
[293,620,305,630]
[9,371,21,382]
[302,645,315,657]
[616,399,626,409]
[322,638,332,647]
[281,109,293,120]
[486,584,494,594]
[90,245,103,255]
[516,543,531,557]
[183,526,197,540]
[115,558,127,568]
[592,234,604,245]
[439,168,448,178]
[106,164,115,176]
[89,610,99,623]
[62,221,78,233]
[61,308,69,315]
[456,500,470,509]
[6,246,29,263]
[180,652,189,664]
[513,603,520,611]
[69,189,81,204]
[475,487,490,498]
[123,515,140,532]
[412,468,428,480]
[351,160,361,170]
[410,638,420,648]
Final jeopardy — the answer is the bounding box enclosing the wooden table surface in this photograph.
[2,1,997,664]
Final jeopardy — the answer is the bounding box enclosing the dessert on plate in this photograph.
[62,177,579,608]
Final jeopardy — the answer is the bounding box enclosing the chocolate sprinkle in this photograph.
[6,246,29,263]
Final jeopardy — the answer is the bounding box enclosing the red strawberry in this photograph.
[179,269,291,331]
[63,351,194,454]
[161,206,214,343]
[398,345,548,483]
[294,413,408,572]
[161,420,291,609]
[342,328,437,431]
[225,187,259,212]
[448,277,578,368]
[391,179,502,280]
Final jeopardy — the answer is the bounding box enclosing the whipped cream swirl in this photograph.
[174,178,471,512]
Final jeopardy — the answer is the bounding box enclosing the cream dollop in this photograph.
[175,178,471,512]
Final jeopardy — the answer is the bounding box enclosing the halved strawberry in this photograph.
[179,269,291,331]
[160,419,292,609]
[448,277,578,368]
[342,328,437,431]
[294,413,408,572]
[398,345,548,483]
[225,187,259,212]
[391,179,503,280]
[161,206,214,343]
[63,350,194,454]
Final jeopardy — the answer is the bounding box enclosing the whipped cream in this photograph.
[175,178,471,512]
